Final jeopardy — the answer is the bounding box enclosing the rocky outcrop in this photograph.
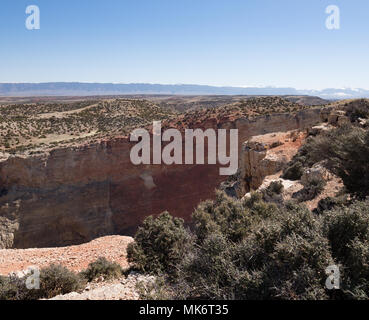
[0,108,322,249]
[328,110,350,126]
[240,131,305,192]
[242,141,285,191]
[308,124,333,136]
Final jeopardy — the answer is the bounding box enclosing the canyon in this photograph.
[0,103,323,249]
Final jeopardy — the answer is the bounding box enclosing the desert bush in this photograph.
[132,191,369,300]
[81,257,123,282]
[127,212,192,276]
[171,195,333,300]
[282,161,304,180]
[323,200,369,298]
[293,176,326,202]
[136,276,174,300]
[314,195,347,214]
[261,181,285,205]
[0,275,34,300]
[301,126,369,198]
[267,181,284,195]
[175,232,240,300]
[193,191,251,243]
[324,200,369,264]
[0,264,85,300]
[344,99,369,122]
[193,191,278,244]
[265,233,332,300]
[37,264,86,299]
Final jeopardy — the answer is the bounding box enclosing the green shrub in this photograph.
[266,233,332,300]
[315,196,347,214]
[344,99,369,122]
[131,182,369,300]
[261,181,285,205]
[301,126,369,198]
[324,200,369,264]
[323,200,369,298]
[267,181,284,195]
[37,264,86,299]
[0,265,85,300]
[170,195,333,300]
[0,275,33,300]
[293,176,326,202]
[136,276,174,300]
[175,232,240,300]
[193,191,252,243]
[81,257,123,282]
[282,161,304,180]
[127,212,192,275]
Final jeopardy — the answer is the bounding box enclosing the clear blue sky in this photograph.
[0,0,368,89]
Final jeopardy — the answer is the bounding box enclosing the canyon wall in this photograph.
[0,108,322,248]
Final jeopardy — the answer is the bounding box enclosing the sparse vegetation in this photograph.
[0,99,177,153]
[299,125,369,198]
[0,264,85,300]
[293,176,326,202]
[282,123,369,199]
[37,264,86,299]
[344,99,369,122]
[81,257,123,282]
[282,161,304,180]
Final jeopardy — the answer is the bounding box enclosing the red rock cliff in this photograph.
[0,108,321,248]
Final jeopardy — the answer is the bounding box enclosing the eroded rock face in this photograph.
[240,131,305,192]
[0,108,322,248]
[328,110,350,126]
[242,141,285,191]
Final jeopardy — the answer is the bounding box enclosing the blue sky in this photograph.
[0,0,368,89]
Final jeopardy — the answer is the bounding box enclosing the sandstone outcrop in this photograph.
[240,131,306,192]
[327,110,350,126]
[0,108,322,248]
[308,124,332,136]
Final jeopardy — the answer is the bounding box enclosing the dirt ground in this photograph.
[0,235,133,275]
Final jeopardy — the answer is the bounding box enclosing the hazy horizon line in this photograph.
[0,82,368,92]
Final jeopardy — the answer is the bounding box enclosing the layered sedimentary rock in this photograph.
[240,131,306,193]
[0,108,322,248]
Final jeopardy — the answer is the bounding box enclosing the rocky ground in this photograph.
[0,235,155,300]
[0,235,133,275]
[50,272,155,300]
[241,127,345,211]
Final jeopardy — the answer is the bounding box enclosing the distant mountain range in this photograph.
[0,83,368,99]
